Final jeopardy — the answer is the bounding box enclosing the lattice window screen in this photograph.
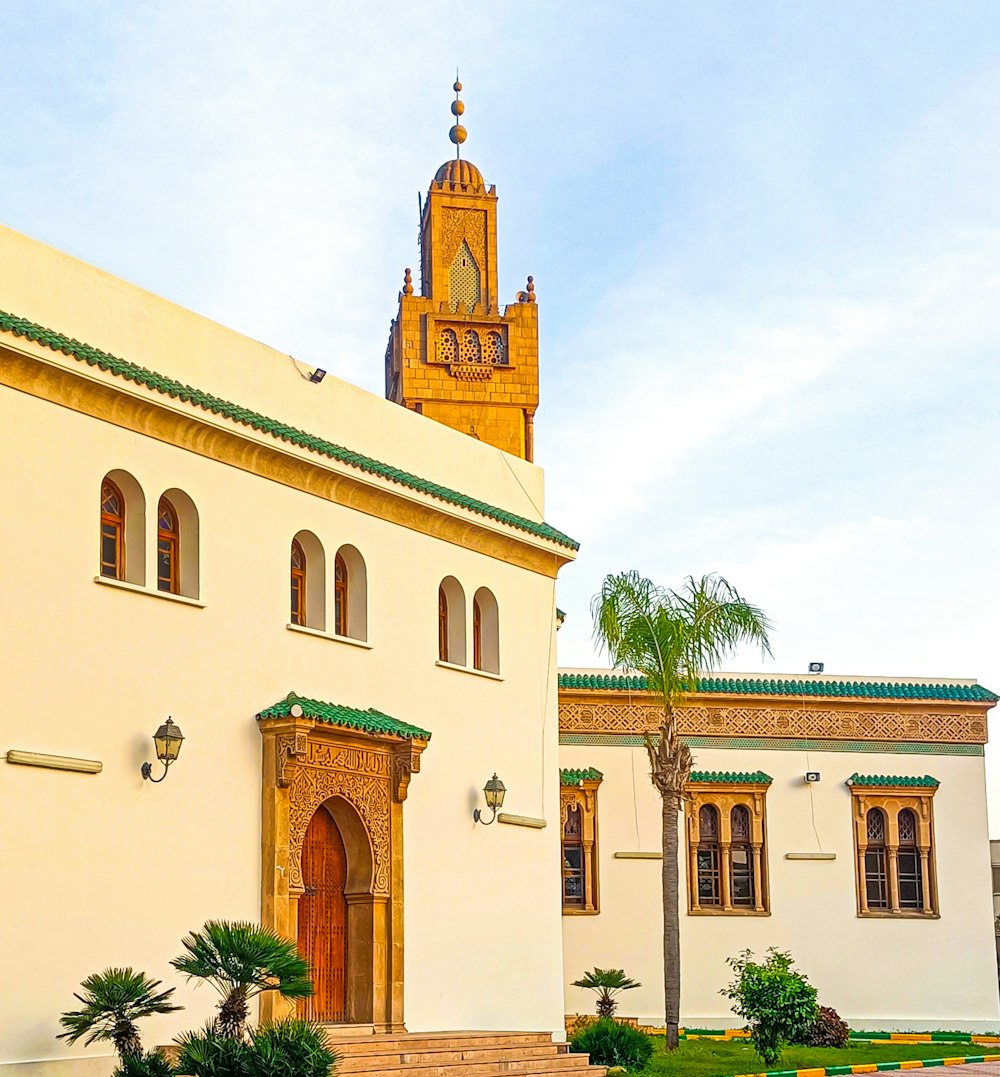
[450,241,481,311]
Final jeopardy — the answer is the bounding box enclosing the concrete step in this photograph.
[337,1044,568,1072]
[327,1032,558,1055]
[336,1052,593,1077]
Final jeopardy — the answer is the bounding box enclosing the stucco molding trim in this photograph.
[558,732,985,756]
[5,750,103,774]
[1,342,572,578]
[497,813,546,828]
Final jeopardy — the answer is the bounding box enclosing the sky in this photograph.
[3,2,999,828]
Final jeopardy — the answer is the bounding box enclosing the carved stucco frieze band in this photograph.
[558,700,987,745]
[441,208,487,277]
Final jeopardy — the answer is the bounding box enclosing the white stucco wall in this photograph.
[560,742,1000,1032]
[0,229,568,1072]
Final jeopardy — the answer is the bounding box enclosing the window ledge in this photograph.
[435,660,503,681]
[688,908,771,917]
[286,624,372,649]
[562,908,601,916]
[94,576,204,608]
[858,910,939,919]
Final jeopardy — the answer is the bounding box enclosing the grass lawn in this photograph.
[638,1037,997,1077]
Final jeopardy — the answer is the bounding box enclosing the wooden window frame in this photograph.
[684,780,770,915]
[157,496,180,594]
[849,784,938,918]
[472,597,482,670]
[334,552,348,637]
[100,478,125,581]
[291,539,307,627]
[438,586,449,662]
[560,776,601,914]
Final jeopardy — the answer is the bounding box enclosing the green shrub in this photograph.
[569,1018,654,1072]
[721,948,818,1068]
[798,1005,850,1048]
[173,1018,336,1077]
[571,968,642,1019]
[113,1051,176,1077]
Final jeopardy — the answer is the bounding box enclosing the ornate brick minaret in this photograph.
[385,80,539,461]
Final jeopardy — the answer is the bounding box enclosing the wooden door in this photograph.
[298,806,348,1022]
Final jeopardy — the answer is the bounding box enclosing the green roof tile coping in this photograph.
[846,773,939,788]
[257,693,431,741]
[689,770,773,785]
[557,672,997,703]
[0,309,578,551]
[559,767,603,785]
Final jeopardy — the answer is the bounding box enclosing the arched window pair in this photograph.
[290,532,366,641]
[100,473,199,598]
[695,805,756,909]
[862,808,928,913]
[437,577,499,673]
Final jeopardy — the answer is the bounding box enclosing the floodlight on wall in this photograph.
[141,717,184,783]
[308,368,327,384]
[473,773,506,825]
[808,662,825,674]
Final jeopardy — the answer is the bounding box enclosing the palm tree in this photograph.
[572,967,642,1018]
[58,967,180,1062]
[171,920,312,1038]
[592,572,772,1050]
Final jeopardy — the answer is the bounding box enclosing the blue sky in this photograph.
[4,2,999,827]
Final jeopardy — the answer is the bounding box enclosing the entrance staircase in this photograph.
[323,1029,607,1077]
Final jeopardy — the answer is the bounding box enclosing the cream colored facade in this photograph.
[558,671,1000,1032]
[0,214,573,1073]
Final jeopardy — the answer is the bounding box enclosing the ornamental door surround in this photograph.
[258,711,428,1030]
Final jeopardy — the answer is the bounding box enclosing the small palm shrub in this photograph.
[114,1050,176,1077]
[58,968,181,1063]
[798,1005,850,1048]
[571,968,642,1019]
[721,948,818,1068]
[174,1019,336,1077]
[569,1019,653,1072]
[172,921,312,1038]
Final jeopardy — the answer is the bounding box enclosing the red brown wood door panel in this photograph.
[298,807,348,1022]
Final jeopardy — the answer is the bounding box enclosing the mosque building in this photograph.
[0,84,997,1077]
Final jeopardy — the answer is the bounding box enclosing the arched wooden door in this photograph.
[298,805,348,1022]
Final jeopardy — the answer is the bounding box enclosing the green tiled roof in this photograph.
[557,672,997,702]
[560,767,603,785]
[689,770,773,785]
[0,309,578,551]
[256,693,431,740]
[846,773,939,788]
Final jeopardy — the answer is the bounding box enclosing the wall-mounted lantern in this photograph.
[141,718,184,783]
[473,773,506,825]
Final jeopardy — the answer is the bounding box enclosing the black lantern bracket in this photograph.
[473,772,506,825]
[141,717,185,783]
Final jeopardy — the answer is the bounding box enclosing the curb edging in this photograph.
[734,1053,1000,1077]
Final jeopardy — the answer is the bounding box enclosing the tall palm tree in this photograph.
[58,967,180,1062]
[592,571,772,1050]
[172,920,313,1038]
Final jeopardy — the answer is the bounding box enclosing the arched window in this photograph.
[437,577,466,665]
[864,809,889,910]
[897,808,923,910]
[334,545,368,641]
[100,479,125,580]
[730,805,755,908]
[157,497,179,594]
[334,553,348,636]
[472,587,499,674]
[561,769,602,913]
[449,240,481,311]
[696,805,721,907]
[99,470,146,585]
[291,539,306,626]
[562,805,584,908]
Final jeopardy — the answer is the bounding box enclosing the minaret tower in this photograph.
[384,80,539,461]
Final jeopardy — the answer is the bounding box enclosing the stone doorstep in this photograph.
[335,1051,594,1077]
[327,1032,560,1054]
[337,1045,571,1072]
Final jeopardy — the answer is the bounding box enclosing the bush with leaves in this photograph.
[171,920,312,1039]
[571,968,642,1019]
[797,1005,850,1048]
[58,968,181,1065]
[569,1018,653,1072]
[174,1018,336,1077]
[114,1050,176,1077]
[721,948,818,1068]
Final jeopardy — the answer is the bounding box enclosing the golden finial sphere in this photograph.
[451,99,465,116]
[449,124,468,145]
[454,80,462,92]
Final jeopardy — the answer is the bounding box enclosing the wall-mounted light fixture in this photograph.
[141,718,184,783]
[473,773,506,825]
[308,368,327,384]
